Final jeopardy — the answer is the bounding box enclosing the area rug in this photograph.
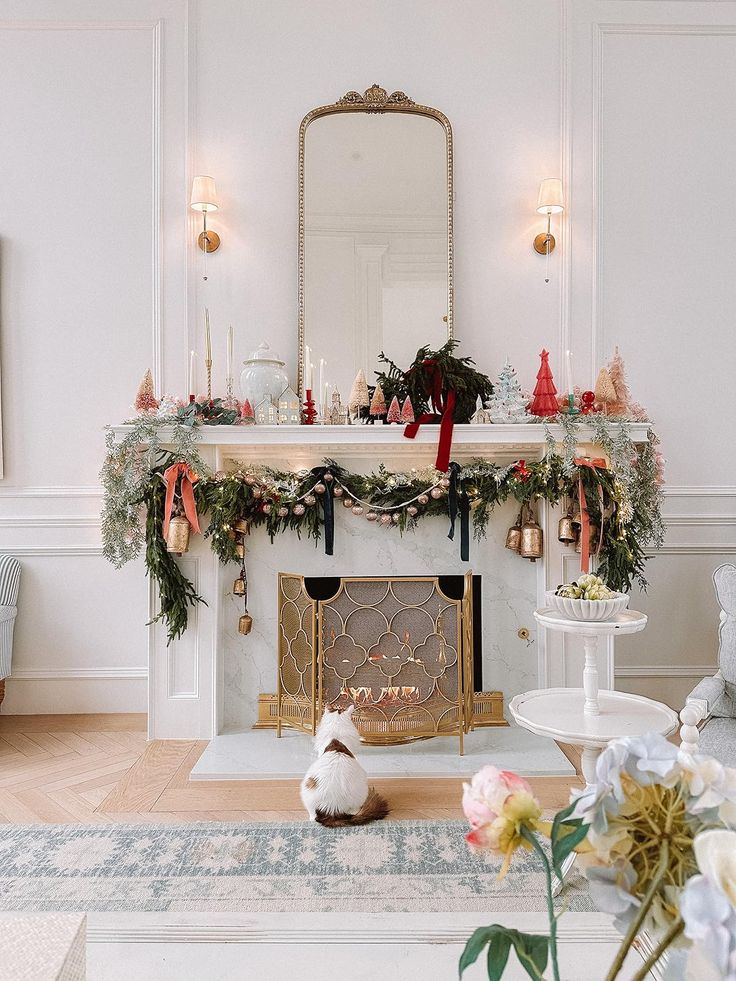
[0,821,594,913]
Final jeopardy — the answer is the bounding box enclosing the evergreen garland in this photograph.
[101,414,663,638]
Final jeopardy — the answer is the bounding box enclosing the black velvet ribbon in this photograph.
[447,462,470,562]
[311,466,335,555]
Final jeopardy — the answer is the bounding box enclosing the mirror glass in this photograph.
[300,95,452,405]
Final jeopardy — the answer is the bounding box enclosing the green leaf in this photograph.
[459,926,496,976]
[550,800,590,879]
[486,930,512,980]
[459,926,548,981]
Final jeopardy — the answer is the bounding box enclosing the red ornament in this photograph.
[529,349,558,417]
[514,459,531,482]
[580,391,596,415]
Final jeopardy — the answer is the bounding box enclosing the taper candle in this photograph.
[304,345,311,389]
[318,358,326,415]
[189,349,196,395]
[226,324,233,380]
[205,308,212,361]
[565,349,573,394]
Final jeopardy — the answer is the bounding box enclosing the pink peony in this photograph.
[462,766,533,828]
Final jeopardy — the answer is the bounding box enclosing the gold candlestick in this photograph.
[206,358,212,403]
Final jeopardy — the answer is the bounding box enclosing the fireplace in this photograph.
[275,572,506,753]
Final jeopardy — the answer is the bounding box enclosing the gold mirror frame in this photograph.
[297,83,454,397]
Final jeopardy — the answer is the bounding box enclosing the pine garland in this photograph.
[101,414,663,638]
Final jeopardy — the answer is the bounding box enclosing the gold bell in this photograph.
[235,542,246,559]
[520,516,544,561]
[575,523,599,554]
[234,518,250,534]
[571,509,583,529]
[505,514,523,552]
[232,577,246,596]
[558,513,576,543]
[166,515,190,555]
[238,613,253,635]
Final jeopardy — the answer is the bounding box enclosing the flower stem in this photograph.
[604,841,670,981]
[630,918,684,981]
[521,826,561,981]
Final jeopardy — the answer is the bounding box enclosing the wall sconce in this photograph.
[190,175,220,254]
[533,178,564,283]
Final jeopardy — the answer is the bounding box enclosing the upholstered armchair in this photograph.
[684,563,736,766]
[0,555,21,709]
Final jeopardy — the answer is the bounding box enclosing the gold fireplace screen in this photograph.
[275,573,505,753]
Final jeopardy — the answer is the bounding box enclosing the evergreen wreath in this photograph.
[373,339,494,424]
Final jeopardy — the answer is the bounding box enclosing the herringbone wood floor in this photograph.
[0,714,582,823]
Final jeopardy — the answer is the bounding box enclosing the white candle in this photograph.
[226,324,233,380]
[319,358,326,413]
[189,349,196,395]
[205,308,212,361]
[565,349,573,394]
[304,345,311,389]
[310,362,315,394]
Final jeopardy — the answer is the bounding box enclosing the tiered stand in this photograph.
[511,609,678,784]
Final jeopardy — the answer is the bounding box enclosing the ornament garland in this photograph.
[101,413,664,642]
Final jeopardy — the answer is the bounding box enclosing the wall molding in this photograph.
[11,667,147,680]
[616,664,716,679]
[664,486,736,498]
[0,545,103,556]
[0,485,103,498]
[645,544,735,555]
[0,516,101,528]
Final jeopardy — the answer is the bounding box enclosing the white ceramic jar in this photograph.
[239,342,290,411]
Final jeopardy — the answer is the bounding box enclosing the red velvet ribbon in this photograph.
[162,463,201,539]
[574,457,607,573]
[403,359,456,472]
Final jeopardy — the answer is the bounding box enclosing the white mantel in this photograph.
[129,422,650,740]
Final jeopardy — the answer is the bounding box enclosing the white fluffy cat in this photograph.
[300,705,389,827]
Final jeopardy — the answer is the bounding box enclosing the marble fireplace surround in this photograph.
[112,422,650,741]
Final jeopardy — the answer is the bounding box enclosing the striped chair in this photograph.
[0,555,21,709]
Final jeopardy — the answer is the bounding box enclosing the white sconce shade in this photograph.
[190,175,219,213]
[536,178,564,215]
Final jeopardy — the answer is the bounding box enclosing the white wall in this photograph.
[1,0,733,713]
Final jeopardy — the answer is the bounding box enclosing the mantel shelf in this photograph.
[110,421,650,452]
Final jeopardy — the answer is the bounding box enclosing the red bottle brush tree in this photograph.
[134,369,159,412]
[529,349,558,417]
[400,397,415,423]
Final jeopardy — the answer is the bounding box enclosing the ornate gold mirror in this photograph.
[298,84,454,401]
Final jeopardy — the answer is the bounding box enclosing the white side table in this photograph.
[511,609,678,784]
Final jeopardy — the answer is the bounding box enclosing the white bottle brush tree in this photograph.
[487,359,529,423]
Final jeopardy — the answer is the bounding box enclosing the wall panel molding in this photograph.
[11,667,146,680]
[616,664,716,679]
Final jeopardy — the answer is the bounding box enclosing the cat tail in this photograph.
[315,787,390,827]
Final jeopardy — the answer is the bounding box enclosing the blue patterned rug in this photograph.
[0,821,594,913]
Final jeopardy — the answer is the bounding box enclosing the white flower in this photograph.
[682,757,736,826]
[695,830,736,906]
[678,830,736,980]
[620,732,681,787]
[586,860,640,933]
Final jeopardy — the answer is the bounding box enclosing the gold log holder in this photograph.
[275,572,506,755]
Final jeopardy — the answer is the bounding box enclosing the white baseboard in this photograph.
[2,676,147,714]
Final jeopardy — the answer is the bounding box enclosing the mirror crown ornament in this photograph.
[337,83,415,110]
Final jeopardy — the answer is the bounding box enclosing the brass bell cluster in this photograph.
[557,498,599,554]
[505,504,543,562]
[231,518,253,635]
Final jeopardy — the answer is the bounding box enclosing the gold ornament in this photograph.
[314,483,326,495]
[407,505,418,516]
[430,487,443,499]
[293,503,305,516]
[304,494,316,506]
[392,513,400,524]
[233,577,246,596]
[166,515,190,555]
[571,509,582,528]
[235,542,245,559]
[333,486,344,497]
[238,613,253,635]
[380,514,392,525]
[366,512,378,522]
[342,498,353,508]
[440,477,450,489]
[418,494,429,505]
[278,506,289,517]
[520,513,544,561]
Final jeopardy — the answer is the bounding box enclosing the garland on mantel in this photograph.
[101,414,665,641]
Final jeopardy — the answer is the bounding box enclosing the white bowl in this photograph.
[545,590,630,622]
